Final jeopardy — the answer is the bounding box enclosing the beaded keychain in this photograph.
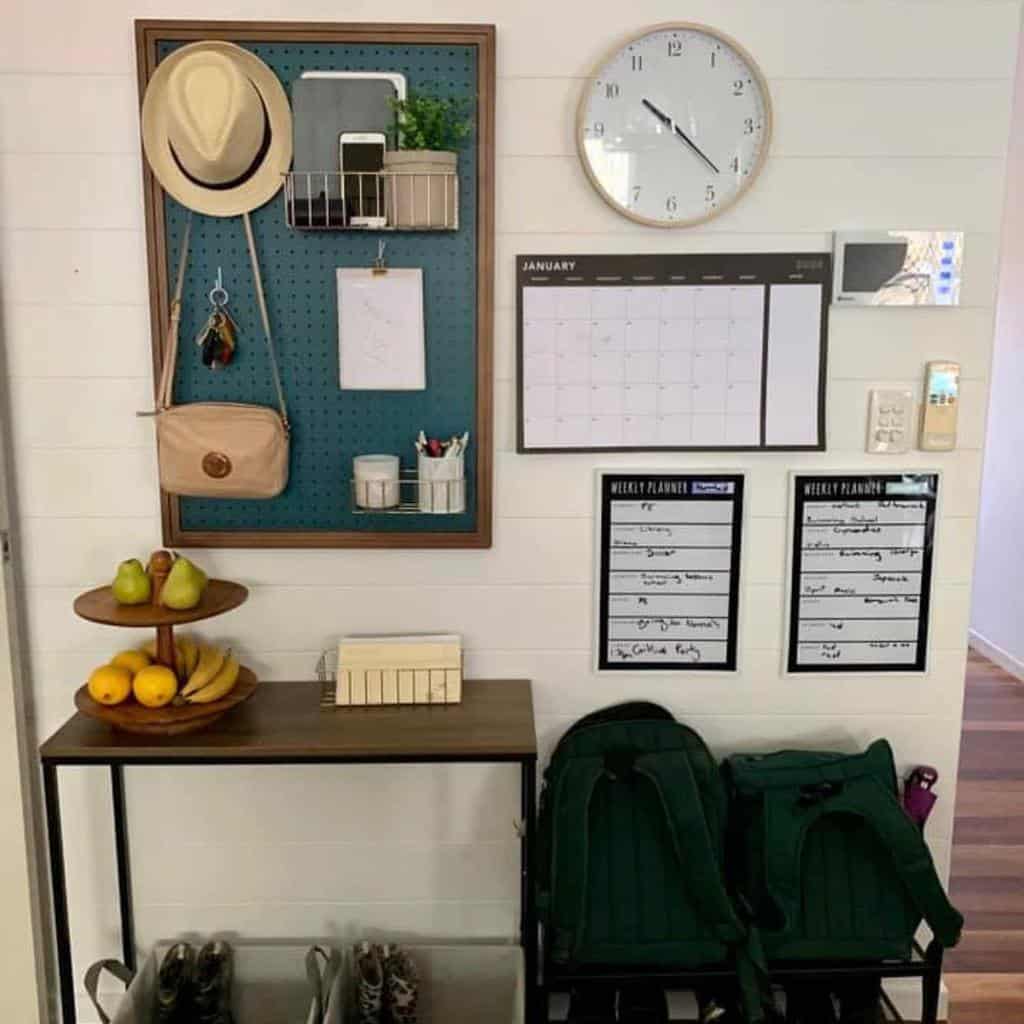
[195,267,238,368]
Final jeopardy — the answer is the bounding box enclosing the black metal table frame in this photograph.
[543,938,944,1023]
[41,752,538,1024]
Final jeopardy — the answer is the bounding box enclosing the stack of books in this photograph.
[334,634,463,706]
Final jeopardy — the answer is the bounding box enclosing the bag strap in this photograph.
[83,959,134,1024]
[157,212,289,432]
[764,776,963,948]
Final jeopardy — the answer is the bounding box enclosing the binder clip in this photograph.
[372,239,388,276]
[903,765,939,827]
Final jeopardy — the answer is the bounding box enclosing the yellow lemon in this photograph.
[87,665,133,706]
[132,665,178,708]
[110,649,151,676]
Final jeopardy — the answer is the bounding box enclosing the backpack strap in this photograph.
[763,775,963,949]
[636,751,768,1024]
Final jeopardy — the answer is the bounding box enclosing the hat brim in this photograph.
[141,41,292,218]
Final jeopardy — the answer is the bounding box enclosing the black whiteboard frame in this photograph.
[596,471,745,672]
[786,472,939,674]
[516,252,831,454]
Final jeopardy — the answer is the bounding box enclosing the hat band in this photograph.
[169,95,272,192]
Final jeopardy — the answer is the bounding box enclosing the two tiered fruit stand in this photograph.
[71,550,256,735]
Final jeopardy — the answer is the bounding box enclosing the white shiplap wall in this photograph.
[0,1,1020,1019]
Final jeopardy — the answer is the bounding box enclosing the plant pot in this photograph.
[383,150,458,229]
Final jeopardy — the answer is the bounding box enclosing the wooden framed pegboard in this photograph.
[135,20,494,548]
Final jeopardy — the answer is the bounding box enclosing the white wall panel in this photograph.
[0,4,1014,1018]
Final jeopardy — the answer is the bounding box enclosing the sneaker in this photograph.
[354,942,385,1024]
[382,945,420,1024]
[618,983,668,1024]
[194,940,234,1024]
[566,984,616,1024]
[156,943,196,1024]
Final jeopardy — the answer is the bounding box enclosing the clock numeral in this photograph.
[667,39,683,57]
[705,185,716,202]
[730,156,740,174]
[666,195,678,214]
[744,117,756,135]
[591,121,605,137]
[631,54,644,71]
[710,50,717,68]
[632,186,642,205]
[732,79,745,96]
[604,82,620,99]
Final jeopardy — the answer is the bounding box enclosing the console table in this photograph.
[39,678,537,1024]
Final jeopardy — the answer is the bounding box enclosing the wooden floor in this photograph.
[944,649,1024,1022]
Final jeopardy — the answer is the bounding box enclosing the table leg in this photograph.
[111,765,136,972]
[43,762,76,1024]
[520,758,538,1023]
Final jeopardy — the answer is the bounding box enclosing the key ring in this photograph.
[209,267,229,309]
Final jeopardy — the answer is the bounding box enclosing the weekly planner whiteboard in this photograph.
[596,471,744,672]
[517,253,830,452]
[786,472,939,674]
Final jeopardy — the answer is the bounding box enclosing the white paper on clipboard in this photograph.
[337,268,426,390]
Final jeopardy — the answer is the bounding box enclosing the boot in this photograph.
[156,943,195,1024]
[382,945,420,1024]
[194,940,234,1024]
[354,942,385,1024]
[566,984,616,1024]
[618,982,668,1024]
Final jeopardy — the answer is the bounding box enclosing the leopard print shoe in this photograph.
[382,945,419,1024]
[354,942,384,1024]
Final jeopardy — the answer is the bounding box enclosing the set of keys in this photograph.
[194,268,238,368]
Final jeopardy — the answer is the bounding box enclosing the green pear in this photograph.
[112,559,151,606]
[160,556,205,611]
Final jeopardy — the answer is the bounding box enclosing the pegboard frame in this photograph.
[135,20,495,549]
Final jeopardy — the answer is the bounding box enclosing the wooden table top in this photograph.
[40,679,536,765]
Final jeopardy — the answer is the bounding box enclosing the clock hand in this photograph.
[642,97,720,175]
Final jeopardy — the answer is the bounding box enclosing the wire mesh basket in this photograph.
[283,171,459,231]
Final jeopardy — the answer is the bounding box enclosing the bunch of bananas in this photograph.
[141,636,242,705]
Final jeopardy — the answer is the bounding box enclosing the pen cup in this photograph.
[354,454,400,509]
[418,453,465,513]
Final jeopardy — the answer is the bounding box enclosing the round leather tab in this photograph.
[202,451,232,479]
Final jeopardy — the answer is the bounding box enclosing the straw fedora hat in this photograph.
[141,41,292,217]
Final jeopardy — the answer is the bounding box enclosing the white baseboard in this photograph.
[969,628,1024,681]
[885,977,950,1021]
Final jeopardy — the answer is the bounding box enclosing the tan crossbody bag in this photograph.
[151,212,290,499]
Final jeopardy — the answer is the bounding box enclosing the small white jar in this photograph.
[418,453,466,513]
[353,454,400,509]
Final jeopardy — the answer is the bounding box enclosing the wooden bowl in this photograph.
[74,667,258,736]
[73,580,248,629]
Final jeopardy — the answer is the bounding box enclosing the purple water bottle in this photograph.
[903,765,939,827]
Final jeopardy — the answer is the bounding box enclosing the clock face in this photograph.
[578,24,772,227]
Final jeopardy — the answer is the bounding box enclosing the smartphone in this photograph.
[339,132,386,225]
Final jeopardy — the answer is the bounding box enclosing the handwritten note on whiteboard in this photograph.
[787,473,938,673]
[597,472,744,672]
[337,268,425,390]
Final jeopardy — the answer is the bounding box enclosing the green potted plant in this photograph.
[385,92,473,229]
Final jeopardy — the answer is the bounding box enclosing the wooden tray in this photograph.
[73,579,248,628]
[74,667,258,736]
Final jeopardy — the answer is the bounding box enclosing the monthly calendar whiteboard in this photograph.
[596,472,744,672]
[517,253,830,452]
[786,473,939,673]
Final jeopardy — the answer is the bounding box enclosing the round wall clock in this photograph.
[577,23,772,228]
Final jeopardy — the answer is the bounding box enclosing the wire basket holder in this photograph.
[283,170,459,231]
[349,469,467,515]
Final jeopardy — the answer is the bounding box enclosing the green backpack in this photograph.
[537,703,766,1020]
[724,739,963,962]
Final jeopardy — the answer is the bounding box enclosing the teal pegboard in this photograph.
[158,40,478,535]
